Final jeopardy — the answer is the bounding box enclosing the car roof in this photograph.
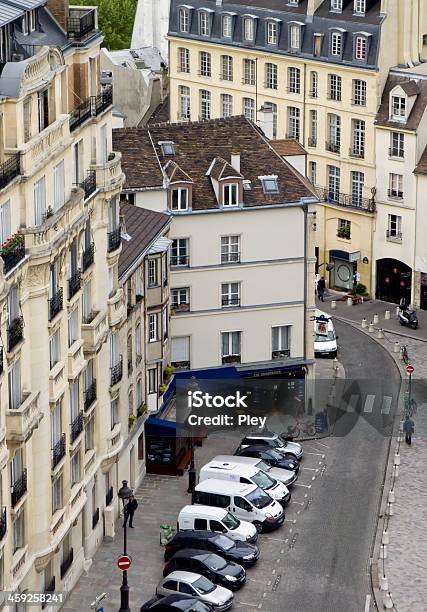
[165,571,204,584]
[171,549,210,560]
[202,461,257,477]
[179,505,227,518]
[174,530,217,540]
[195,478,256,495]
[214,455,261,466]
[245,431,278,439]
[238,445,278,454]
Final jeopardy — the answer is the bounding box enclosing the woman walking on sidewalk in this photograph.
[403,416,415,445]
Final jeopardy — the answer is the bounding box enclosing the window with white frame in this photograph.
[171,287,190,309]
[354,0,366,14]
[69,379,79,423]
[388,214,402,239]
[13,511,24,553]
[49,328,60,369]
[68,308,79,347]
[221,283,240,307]
[70,451,81,487]
[221,331,241,361]
[221,235,240,264]
[328,113,341,150]
[222,14,232,37]
[351,171,364,207]
[135,269,143,298]
[178,47,190,73]
[309,110,317,146]
[171,238,189,266]
[353,79,366,105]
[179,85,191,120]
[355,35,367,60]
[223,183,239,206]
[287,106,300,140]
[136,378,143,408]
[389,173,403,199]
[268,101,278,138]
[221,93,233,118]
[0,199,10,244]
[179,8,189,32]
[220,55,233,81]
[8,359,21,410]
[243,59,256,85]
[337,218,351,239]
[309,161,317,186]
[51,401,62,447]
[33,176,46,225]
[110,398,119,429]
[149,313,158,342]
[199,11,209,36]
[289,25,300,50]
[148,368,157,394]
[148,258,157,286]
[391,95,406,120]
[199,89,211,120]
[171,187,188,211]
[328,74,342,100]
[330,31,342,56]
[331,0,343,10]
[309,71,318,98]
[85,414,94,451]
[328,165,340,201]
[199,51,211,77]
[243,17,254,41]
[53,161,65,211]
[390,132,404,158]
[272,326,290,358]
[243,97,255,122]
[82,280,92,323]
[351,119,365,157]
[110,331,119,370]
[135,321,142,360]
[52,474,63,514]
[265,62,277,89]
[267,21,278,45]
[7,283,19,325]
[288,67,300,93]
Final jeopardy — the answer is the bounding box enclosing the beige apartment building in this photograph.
[167,0,427,295]
[0,0,158,602]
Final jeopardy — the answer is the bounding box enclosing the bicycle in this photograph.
[403,396,417,418]
[286,419,316,439]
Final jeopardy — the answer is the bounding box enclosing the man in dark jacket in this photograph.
[403,416,415,445]
[317,276,326,302]
[124,495,138,528]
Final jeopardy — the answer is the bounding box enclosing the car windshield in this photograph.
[193,576,215,594]
[265,448,283,462]
[204,553,227,571]
[257,460,272,473]
[315,330,336,342]
[187,603,211,612]
[252,470,276,490]
[247,488,272,509]
[223,512,240,530]
[214,534,234,551]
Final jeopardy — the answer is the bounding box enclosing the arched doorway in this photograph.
[376,259,412,304]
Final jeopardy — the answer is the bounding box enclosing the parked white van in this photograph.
[178,505,258,543]
[314,310,338,357]
[192,479,284,533]
[212,455,297,487]
[200,461,291,506]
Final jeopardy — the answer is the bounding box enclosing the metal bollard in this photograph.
[362,318,367,328]
[347,297,353,306]
[369,322,374,333]
[394,451,401,466]
[379,543,388,559]
[373,313,379,324]
[380,574,389,591]
[393,341,400,353]
[383,591,393,609]
[331,299,336,310]
[378,328,384,339]
[388,489,395,504]
[382,528,389,545]
[393,464,399,478]
[386,501,394,516]
[385,310,390,320]
[395,306,400,316]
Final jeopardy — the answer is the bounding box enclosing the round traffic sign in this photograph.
[117,554,132,570]
[406,364,414,375]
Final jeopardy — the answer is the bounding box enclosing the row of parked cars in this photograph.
[140,431,304,612]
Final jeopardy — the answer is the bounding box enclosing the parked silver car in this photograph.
[240,431,303,460]
[156,571,233,611]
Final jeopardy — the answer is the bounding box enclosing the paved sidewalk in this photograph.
[317,295,427,612]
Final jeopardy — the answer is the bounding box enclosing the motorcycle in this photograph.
[398,302,418,330]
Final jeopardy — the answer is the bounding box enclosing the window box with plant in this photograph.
[0,233,25,274]
[128,414,136,431]
[337,226,351,239]
[163,364,174,383]
[136,403,147,418]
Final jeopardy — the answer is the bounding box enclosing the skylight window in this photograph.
[260,175,279,194]
[159,141,175,156]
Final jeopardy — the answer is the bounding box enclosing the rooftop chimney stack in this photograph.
[231,152,241,173]
[257,103,274,141]
[47,0,70,33]
[307,0,324,17]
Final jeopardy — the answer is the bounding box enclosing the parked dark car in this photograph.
[164,531,259,568]
[240,431,303,461]
[140,594,214,611]
[163,549,246,591]
[235,445,300,473]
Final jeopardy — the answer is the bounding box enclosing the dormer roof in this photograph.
[207,157,243,180]
[375,74,427,131]
[400,80,420,97]
[164,160,193,183]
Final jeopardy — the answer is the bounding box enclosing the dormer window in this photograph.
[331,0,343,11]
[354,0,366,15]
[355,35,367,60]
[243,17,254,42]
[160,141,175,156]
[330,31,342,56]
[179,8,190,33]
[171,187,188,211]
[391,95,406,121]
[260,175,279,194]
[267,21,278,45]
[199,11,209,36]
[223,183,239,207]
[289,25,301,50]
[222,15,232,38]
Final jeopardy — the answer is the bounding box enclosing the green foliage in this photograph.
[74,0,138,50]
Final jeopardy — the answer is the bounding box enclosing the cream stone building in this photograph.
[166,0,427,295]
[0,0,158,602]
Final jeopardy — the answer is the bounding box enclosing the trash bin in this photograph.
[160,524,175,546]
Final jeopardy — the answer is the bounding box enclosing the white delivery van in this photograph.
[213,455,297,487]
[178,505,258,543]
[314,310,338,357]
[200,461,291,506]
[192,479,284,533]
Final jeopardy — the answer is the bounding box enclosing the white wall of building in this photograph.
[132,0,170,61]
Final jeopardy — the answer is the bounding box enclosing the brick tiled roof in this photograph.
[414,145,427,175]
[113,116,316,210]
[271,139,307,157]
[118,203,170,279]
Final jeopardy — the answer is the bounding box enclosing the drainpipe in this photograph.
[303,62,307,153]
[413,173,419,307]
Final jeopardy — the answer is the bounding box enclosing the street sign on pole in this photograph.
[406,364,414,375]
[117,554,132,571]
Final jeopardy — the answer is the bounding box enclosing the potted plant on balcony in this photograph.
[1,233,23,256]
[136,403,147,418]
[128,414,136,430]
[159,383,167,396]
[337,225,351,239]
[163,364,174,383]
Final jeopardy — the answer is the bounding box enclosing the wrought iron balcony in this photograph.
[8,316,24,352]
[68,270,82,300]
[272,349,291,360]
[388,147,404,158]
[92,507,100,529]
[387,189,403,200]
[110,356,123,387]
[325,141,340,154]
[106,485,114,506]
[82,243,95,272]
[48,287,63,321]
[0,507,6,541]
[11,469,27,507]
[78,171,97,201]
[171,254,189,267]
[221,296,240,307]
[69,86,115,132]
[0,154,21,190]
[93,85,113,117]
[221,252,240,264]
[52,433,66,469]
[386,230,403,241]
[84,380,97,411]
[222,355,241,365]
[67,7,96,39]
[171,360,190,370]
[70,412,84,443]
[107,226,121,253]
[349,147,365,159]
[69,97,92,132]
[316,187,376,212]
[60,548,74,579]
[1,234,25,274]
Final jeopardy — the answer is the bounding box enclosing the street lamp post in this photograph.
[118,480,133,612]
[186,377,199,493]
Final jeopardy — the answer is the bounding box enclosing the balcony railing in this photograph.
[387,189,403,200]
[386,230,403,241]
[172,302,190,313]
[60,548,74,579]
[337,229,351,239]
[0,154,21,191]
[0,507,6,541]
[272,349,291,360]
[69,86,113,132]
[92,508,100,529]
[78,170,97,201]
[307,137,317,147]
[68,270,82,300]
[8,316,24,352]
[349,147,365,159]
[316,187,376,212]
[110,356,123,387]
[11,469,27,507]
[389,147,404,158]
[222,355,241,365]
[93,85,114,117]
[52,434,66,469]
[82,243,95,272]
[171,254,189,267]
[107,226,121,253]
[1,234,25,274]
[67,8,96,39]
[48,287,63,321]
[326,141,340,154]
[221,297,240,307]
[84,380,97,411]
[221,252,240,264]
[70,412,84,443]
[327,92,341,101]
[285,133,300,141]
[171,360,190,370]
[106,485,114,506]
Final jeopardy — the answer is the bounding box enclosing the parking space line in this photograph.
[264,536,288,542]
[290,501,304,505]
[303,452,325,458]
[365,594,371,612]
[314,441,330,448]
[381,396,393,415]
[301,467,319,471]
[346,394,359,413]
[293,483,312,488]
[363,394,375,413]
[237,602,259,608]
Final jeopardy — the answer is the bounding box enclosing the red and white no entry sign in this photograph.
[117,554,132,570]
[406,364,414,375]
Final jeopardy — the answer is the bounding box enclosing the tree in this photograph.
[74,0,138,50]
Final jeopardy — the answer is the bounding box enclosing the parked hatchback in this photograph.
[140,594,214,611]
[155,571,233,611]
[164,531,259,567]
[235,446,300,473]
[163,549,246,590]
[240,431,303,460]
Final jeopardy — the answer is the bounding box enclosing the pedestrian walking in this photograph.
[124,495,138,528]
[317,276,326,302]
[403,415,415,445]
